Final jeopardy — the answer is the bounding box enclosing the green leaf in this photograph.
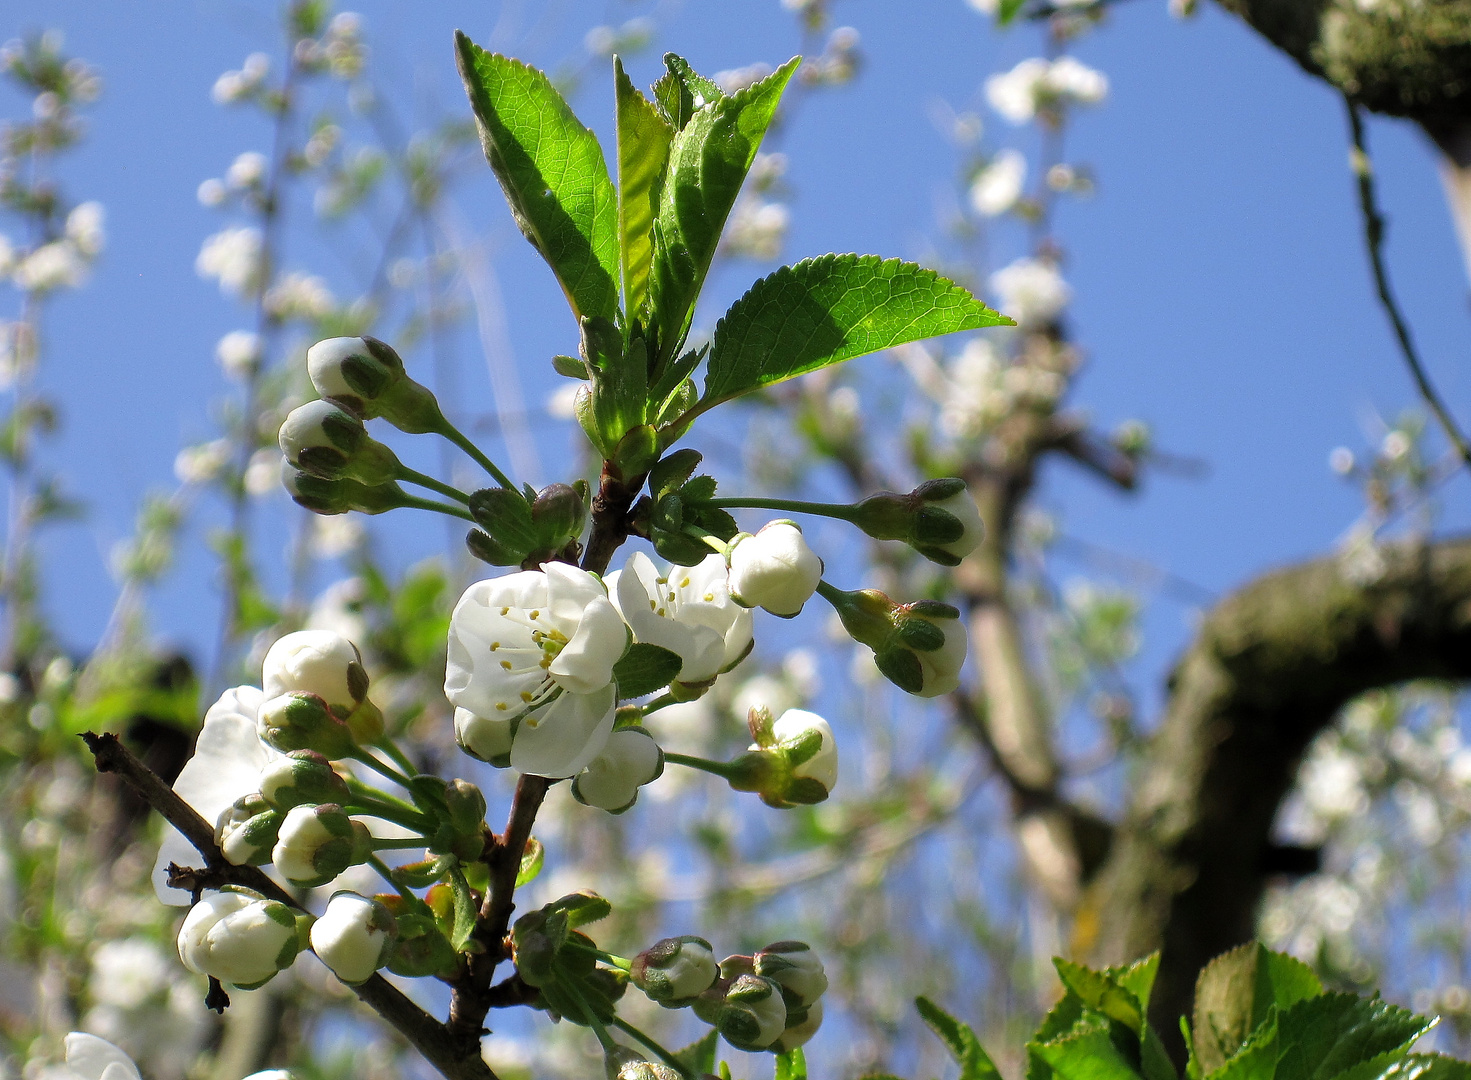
[696,254,1011,416]
[675,1030,719,1074]
[1194,944,1324,1075]
[615,57,673,319]
[1272,994,1432,1080]
[1109,954,1162,1012]
[1055,958,1145,1034]
[776,1048,809,1080]
[1034,1020,1147,1080]
[448,865,476,952]
[917,996,1004,1080]
[515,836,544,887]
[1142,1025,1181,1080]
[455,32,620,323]
[998,0,1028,25]
[648,57,799,369]
[613,641,684,698]
[651,52,725,130]
[1344,1057,1471,1080]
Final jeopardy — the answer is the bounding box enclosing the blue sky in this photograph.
[4,0,1468,713]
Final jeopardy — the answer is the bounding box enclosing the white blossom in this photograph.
[215,330,262,379]
[455,705,514,764]
[197,178,227,207]
[13,241,87,293]
[970,149,1027,216]
[196,226,264,296]
[986,57,1108,125]
[929,489,985,560]
[153,686,277,904]
[173,439,232,485]
[57,1033,140,1080]
[608,552,753,685]
[65,202,105,257]
[264,272,335,321]
[990,257,1071,326]
[89,939,171,1010]
[226,151,268,190]
[177,889,298,988]
[772,998,824,1051]
[445,563,628,778]
[1048,56,1108,104]
[572,727,664,812]
[728,521,824,616]
[310,892,395,984]
[631,935,718,1003]
[768,708,838,793]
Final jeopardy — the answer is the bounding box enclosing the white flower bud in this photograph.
[910,613,967,697]
[310,892,396,984]
[177,888,301,988]
[307,336,405,418]
[572,727,664,813]
[216,793,282,866]
[771,997,824,1052]
[63,1032,141,1080]
[631,935,719,1005]
[262,630,367,714]
[715,973,788,1051]
[242,1072,296,1080]
[769,710,838,794]
[272,803,371,886]
[455,706,514,765]
[259,749,351,809]
[754,941,828,1007]
[927,490,983,560]
[727,521,823,617]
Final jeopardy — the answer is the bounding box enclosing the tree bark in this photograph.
[1077,535,1471,1058]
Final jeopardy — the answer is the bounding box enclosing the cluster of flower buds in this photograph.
[511,892,629,1028]
[848,478,984,566]
[256,630,383,756]
[674,940,828,1053]
[638,449,740,567]
[727,520,824,617]
[722,707,839,808]
[466,481,588,567]
[824,586,968,697]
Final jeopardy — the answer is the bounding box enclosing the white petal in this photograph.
[510,686,617,778]
[542,561,609,630]
[614,555,724,682]
[548,594,624,694]
[64,1033,141,1080]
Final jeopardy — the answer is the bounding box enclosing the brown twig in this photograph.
[81,731,497,1080]
[1345,98,1471,469]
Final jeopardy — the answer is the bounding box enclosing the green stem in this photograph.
[434,415,517,490]
[396,465,471,504]
[561,978,617,1054]
[366,853,420,906]
[639,692,678,715]
[349,748,419,794]
[561,938,633,971]
[815,579,848,607]
[372,837,431,851]
[707,495,862,524]
[376,738,420,780]
[664,751,741,781]
[399,494,475,523]
[348,799,436,834]
[610,1017,694,1080]
[345,775,419,816]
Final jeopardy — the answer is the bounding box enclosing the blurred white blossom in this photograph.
[263,272,334,321]
[65,201,105,257]
[226,151,268,190]
[196,226,264,296]
[986,57,1108,125]
[990,257,1071,326]
[12,241,87,293]
[174,440,232,485]
[969,149,1027,217]
[215,330,262,380]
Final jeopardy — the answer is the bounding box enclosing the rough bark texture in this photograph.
[1076,535,1471,1058]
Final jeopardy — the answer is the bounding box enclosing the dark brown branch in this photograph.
[1079,535,1471,1062]
[82,731,497,1080]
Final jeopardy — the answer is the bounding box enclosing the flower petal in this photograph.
[548,594,625,694]
[65,1033,141,1080]
[510,686,617,778]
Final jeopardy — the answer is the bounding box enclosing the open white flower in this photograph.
[153,686,277,905]
[608,552,753,685]
[445,563,628,778]
[989,257,1071,327]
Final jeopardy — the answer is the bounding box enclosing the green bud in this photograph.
[307,336,447,434]
[257,692,357,759]
[849,478,983,565]
[531,483,586,551]
[279,399,401,485]
[272,803,373,887]
[383,907,459,979]
[714,973,787,1052]
[512,907,569,987]
[631,935,718,1006]
[259,749,352,809]
[282,466,409,516]
[551,354,587,378]
[612,424,658,480]
[465,528,524,566]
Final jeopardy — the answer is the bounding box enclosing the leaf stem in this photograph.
[434,416,518,491]
[639,692,679,715]
[400,494,476,523]
[664,751,740,781]
[561,938,633,971]
[349,748,419,795]
[397,465,472,504]
[609,1017,695,1080]
[372,837,431,851]
[561,977,618,1054]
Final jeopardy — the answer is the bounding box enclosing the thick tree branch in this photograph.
[1078,535,1471,1060]
[82,731,497,1080]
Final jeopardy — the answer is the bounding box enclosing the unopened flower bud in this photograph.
[216,793,283,866]
[727,521,823,617]
[263,630,368,715]
[631,935,718,1006]
[729,708,837,808]
[271,803,372,887]
[306,336,446,433]
[282,466,408,516]
[177,887,302,989]
[531,482,587,552]
[754,941,828,1008]
[309,891,397,984]
[771,997,824,1052]
[827,587,968,697]
[383,907,459,979]
[445,778,488,837]
[279,399,401,484]
[259,749,351,809]
[850,479,983,565]
[572,727,664,814]
[257,692,356,758]
[714,973,787,1051]
[454,706,513,766]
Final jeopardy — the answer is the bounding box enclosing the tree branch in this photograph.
[1345,99,1471,468]
[82,731,497,1080]
[1078,535,1471,1061]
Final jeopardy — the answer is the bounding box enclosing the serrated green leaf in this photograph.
[455,32,620,322]
[651,52,725,130]
[1034,1020,1147,1080]
[615,57,673,319]
[1195,944,1324,1075]
[1273,994,1432,1080]
[1055,958,1146,1034]
[648,58,798,370]
[1344,1057,1471,1080]
[1109,954,1162,1012]
[917,996,1003,1080]
[1211,1011,1281,1080]
[515,836,544,887]
[613,641,684,698]
[695,254,1010,417]
[676,1029,719,1074]
[776,1048,809,1080]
